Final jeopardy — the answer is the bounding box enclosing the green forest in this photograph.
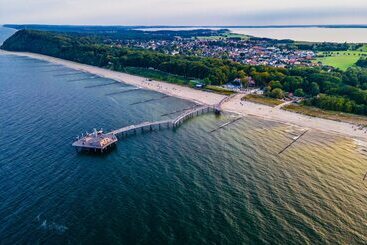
[2,30,367,116]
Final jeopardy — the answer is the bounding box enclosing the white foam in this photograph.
[39,219,69,234]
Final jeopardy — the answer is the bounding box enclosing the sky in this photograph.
[0,0,366,26]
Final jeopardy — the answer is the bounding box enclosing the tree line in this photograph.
[2,30,367,115]
[357,58,367,68]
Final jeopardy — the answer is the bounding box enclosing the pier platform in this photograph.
[73,100,224,154]
[72,129,118,153]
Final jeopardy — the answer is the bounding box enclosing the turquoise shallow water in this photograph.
[1,29,367,244]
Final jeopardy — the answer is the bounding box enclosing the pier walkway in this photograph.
[110,119,172,136]
[110,105,214,137]
[73,96,226,152]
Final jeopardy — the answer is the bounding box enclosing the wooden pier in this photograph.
[72,129,118,153]
[73,105,218,153]
[73,94,225,153]
[110,105,214,137]
[172,106,214,127]
[110,120,173,136]
[161,105,200,117]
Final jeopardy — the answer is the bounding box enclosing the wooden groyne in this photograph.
[67,77,98,82]
[130,95,169,105]
[84,81,119,89]
[278,130,308,155]
[54,72,85,77]
[34,64,61,68]
[42,69,69,73]
[105,88,140,96]
[209,116,243,133]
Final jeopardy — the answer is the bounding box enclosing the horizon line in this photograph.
[3,24,367,28]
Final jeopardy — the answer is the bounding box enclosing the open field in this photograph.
[282,103,367,126]
[315,50,367,70]
[196,33,249,40]
[223,33,249,39]
[357,44,367,52]
[242,94,283,107]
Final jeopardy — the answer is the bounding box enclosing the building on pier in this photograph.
[72,105,217,154]
[72,129,118,153]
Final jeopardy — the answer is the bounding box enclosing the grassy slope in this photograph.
[283,104,367,126]
[205,85,235,95]
[242,94,283,107]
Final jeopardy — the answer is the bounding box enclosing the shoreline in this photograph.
[1,50,366,140]
[0,50,225,106]
[222,94,367,140]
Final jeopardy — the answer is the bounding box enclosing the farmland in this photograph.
[315,50,367,70]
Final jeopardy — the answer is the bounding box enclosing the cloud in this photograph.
[0,0,366,25]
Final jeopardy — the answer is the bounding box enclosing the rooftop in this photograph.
[72,130,118,151]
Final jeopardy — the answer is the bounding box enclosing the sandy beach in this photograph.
[1,50,367,140]
[222,94,367,140]
[0,50,225,106]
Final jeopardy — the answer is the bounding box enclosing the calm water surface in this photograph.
[230,27,367,43]
[0,28,367,244]
[140,27,367,43]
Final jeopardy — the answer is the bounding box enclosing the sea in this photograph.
[229,28,367,43]
[0,26,366,244]
[140,27,367,43]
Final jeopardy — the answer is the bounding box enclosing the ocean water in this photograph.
[1,30,367,244]
[139,27,367,43]
[0,27,16,45]
[229,28,367,43]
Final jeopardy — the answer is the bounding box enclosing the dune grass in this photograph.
[283,103,367,126]
[205,85,235,95]
[242,94,283,107]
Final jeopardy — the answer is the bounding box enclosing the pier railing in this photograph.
[73,96,227,151]
[110,105,216,137]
